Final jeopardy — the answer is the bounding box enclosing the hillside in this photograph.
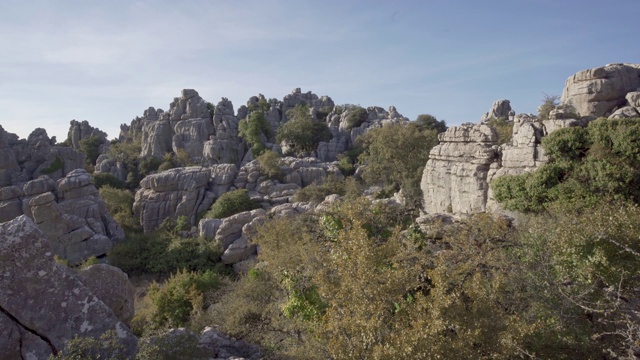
[1,63,640,359]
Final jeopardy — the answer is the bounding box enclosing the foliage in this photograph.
[133,269,220,332]
[357,123,438,210]
[415,114,447,133]
[277,104,332,155]
[41,155,64,174]
[99,186,139,232]
[108,231,223,276]
[204,189,260,219]
[345,106,368,130]
[292,175,348,203]
[256,150,283,180]
[48,330,128,360]
[79,136,105,166]
[239,110,271,157]
[92,172,126,190]
[537,93,560,120]
[492,118,640,212]
[136,330,208,360]
[485,117,513,145]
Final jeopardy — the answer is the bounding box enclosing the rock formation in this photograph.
[480,99,513,122]
[0,126,86,186]
[561,63,640,118]
[0,215,137,359]
[67,120,108,150]
[0,170,124,264]
[421,124,499,214]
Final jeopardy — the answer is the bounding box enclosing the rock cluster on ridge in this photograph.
[0,169,124,264]
[561,63,640,118]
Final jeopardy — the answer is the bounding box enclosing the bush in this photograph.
[99,186,139,232]
[357,123,438,210]
[133,269,220,332]
[204,189,260,219]
[537,93,560,120]
[79,136,105,166]
[485,117,513,145]
[256,150,283,180]
[345,106,368,130]
[108,232,223,276]
[277,104,332,155]
[293,176,346,203]
[40,156,64,174]
[415,114,447,133]
[137,330,208,360]
[92,172,126,189]
[239,111,271,157]
[49,330,128,360]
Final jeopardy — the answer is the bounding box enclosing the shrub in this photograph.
[293,176,346,203]
[345,106,368,130]
[49,330,127,360]
[99,186,139,232]
[136,330,208,360]
[92,172,126,189]
[133,269,220,332]
[108,232,223,276]
[79,136,104,166]
[537,93,560,120]
[357,123,438,210]
[40,156,64,174]
[277,104,332,155]
[256,150,283,180]
[485,117,513,145]
[415,114,447,133]
[204,189,260,219]
[239,111,271,157]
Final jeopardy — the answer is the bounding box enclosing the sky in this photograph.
[1,0,638,141]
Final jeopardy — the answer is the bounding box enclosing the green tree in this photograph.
[357,123,438,209]
[79,136,105,166]
[415,114,447,133]
[345,106,368,129]
[239,110,272,156]
[277,104,332,155]
[205,189,260,219]
[485,117,513,145]
[537,93,560,120]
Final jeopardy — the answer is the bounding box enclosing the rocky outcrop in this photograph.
[281,87,335,123]
[561,63,640,117]
[0,215,137,358]
[67,120,108,150]
[140,108,173,159]
[481,99,513,122]
[0,126,86,186]
[203,98,245,167]
[0,170,124,264]
[421,124,499,214]
[134,166,212,232]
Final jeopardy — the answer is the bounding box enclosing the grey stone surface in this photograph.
[0,216,137,358]
[77,264,135,326]
[481,99,512,122]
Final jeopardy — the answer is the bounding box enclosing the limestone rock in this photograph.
[625,91,640,108]
[199,326,263,359]
[481,99,512,122]
[608,105,640,119]
[561,63,640,117]
[0,215,137,358]
[0,125,20,187]
[77,264,135,326]
[67,120,108,150]
[172,117,215,164]
[215,209,266,251]
[134,167,213,232]
[141,116,173,158]
[421,124,498,214]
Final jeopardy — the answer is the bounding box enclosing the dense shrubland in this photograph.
[81,117,640,358]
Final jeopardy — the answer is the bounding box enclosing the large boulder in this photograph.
[77,264,135,326]
[481,99,513,122]
[421,124,499,214]
[67,120,108,150]
[561,63,640,117]
[0,215,137,358]
[134,167,213,232]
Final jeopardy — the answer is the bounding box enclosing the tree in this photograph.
[537,93,560,120]
[79,136,104,166]
[277,104,332,155]
[357,123,438,209]
[239,110,271,157]
[415,114,447,133]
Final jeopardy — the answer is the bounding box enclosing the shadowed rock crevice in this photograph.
[0,305,58,356]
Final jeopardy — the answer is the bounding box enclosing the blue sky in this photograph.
[1,0,638,141]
